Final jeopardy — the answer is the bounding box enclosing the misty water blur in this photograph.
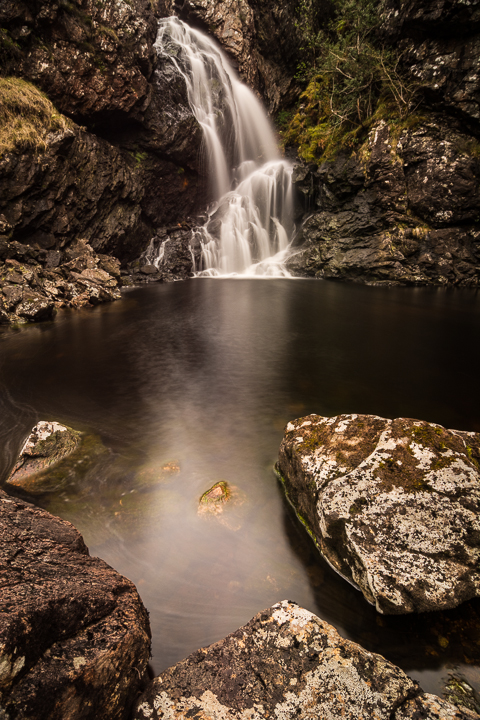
[0,279,479,695]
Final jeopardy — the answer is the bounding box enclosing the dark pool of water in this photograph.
[1,278,479,697]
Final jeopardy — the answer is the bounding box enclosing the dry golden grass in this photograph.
[0,77,73,156]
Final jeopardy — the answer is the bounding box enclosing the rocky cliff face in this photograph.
[289,118,480,285]
[0,0,157,124]
[382,0,480,126]
[289,0,480,285]
[0,0,207,282]
[160,0,304,112]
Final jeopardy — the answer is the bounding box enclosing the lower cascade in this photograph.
[154,17,294,277]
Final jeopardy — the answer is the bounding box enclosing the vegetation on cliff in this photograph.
[0,77,72,156]
[281,0,414,162]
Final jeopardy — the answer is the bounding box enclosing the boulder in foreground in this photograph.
[133,600,478,720]
[277,414,480,614]
[0,489,151,720]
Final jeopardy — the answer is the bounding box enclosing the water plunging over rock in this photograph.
[154,17,293,276]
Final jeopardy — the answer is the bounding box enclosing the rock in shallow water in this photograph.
[6,420,110,496]
[133,600,478,720]
[276,414,480,614]
[0,488,151,720]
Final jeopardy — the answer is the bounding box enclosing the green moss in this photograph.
[282,0,416,164]
[0,77,73,156]
[199,481,231,505]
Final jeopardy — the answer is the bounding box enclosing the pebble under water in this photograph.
[0,278,480,699]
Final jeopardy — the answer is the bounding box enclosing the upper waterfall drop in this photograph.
[154,17,294,277]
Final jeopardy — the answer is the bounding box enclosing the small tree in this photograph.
[285,0,415,162]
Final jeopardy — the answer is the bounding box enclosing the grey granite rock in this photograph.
[276,414,480,614]
[133,600,478,720]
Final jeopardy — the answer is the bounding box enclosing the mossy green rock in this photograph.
[277,414,480,614]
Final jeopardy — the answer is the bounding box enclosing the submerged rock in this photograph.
[133,600,478,720]
[276,414,480,614]
[0,488,151,720]
[6,420,108,496]
[198,480,231,511]
[197,481,246,530]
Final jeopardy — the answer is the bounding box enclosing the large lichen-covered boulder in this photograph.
[0,488,151,720]
[276,414,480,614]
[133,600,478,720]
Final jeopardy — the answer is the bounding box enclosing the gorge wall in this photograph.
[287,0,480,285]
[0,0,479,291]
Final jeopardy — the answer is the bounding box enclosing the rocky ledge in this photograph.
[276,414,480,614]
[0,487,151,720]
[288,119,480,286]
[0,233,122,324]
[134,600,478,720]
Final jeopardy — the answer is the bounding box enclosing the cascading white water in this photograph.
[154,17,294,277]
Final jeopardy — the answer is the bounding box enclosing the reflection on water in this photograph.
[0,279,479,696]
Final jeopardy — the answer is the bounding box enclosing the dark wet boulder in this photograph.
[276,414,480,614]
[0,488,151,720]
[133,600,478,720]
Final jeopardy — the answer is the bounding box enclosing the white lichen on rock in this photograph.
[277,414,480,614]
[133,601,479,720]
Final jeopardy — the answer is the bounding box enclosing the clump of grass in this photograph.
[0,77,73,156]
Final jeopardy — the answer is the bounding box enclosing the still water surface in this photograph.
[0,279,479,697]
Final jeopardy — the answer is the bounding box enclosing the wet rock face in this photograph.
[0,233,123,324]
[382,0,480,124]
[276,414,480,614]
[162,0,303,112]
[0,488,151,720]
[0,125,149,260]
[0,0,158,124]
[134,600,478,720]
[288,120,480,285]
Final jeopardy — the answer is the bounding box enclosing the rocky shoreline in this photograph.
[1,418,479,718]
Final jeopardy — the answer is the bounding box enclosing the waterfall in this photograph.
[154,17,293,277]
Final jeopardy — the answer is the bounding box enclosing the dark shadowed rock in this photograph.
[276,414,480,614]
[161,0,305,112]
[0,126,149,260]
[288,120,480,286]
[133,600,478,720]
[382,0,480,124]
[0,0,158,124]
[0,488,151,720]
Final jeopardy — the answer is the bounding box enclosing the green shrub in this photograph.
[283,0,415,162]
